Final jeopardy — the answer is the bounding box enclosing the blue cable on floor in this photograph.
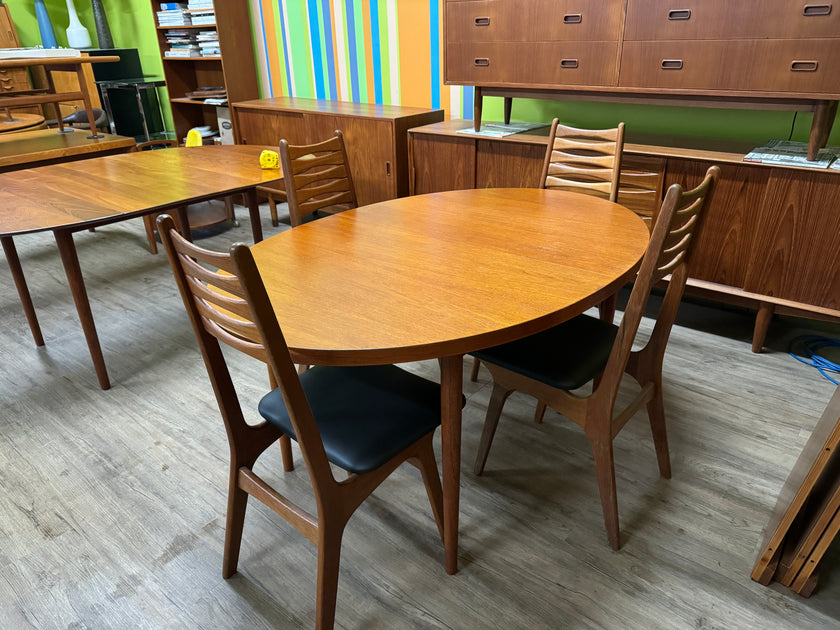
[788,335,840,385]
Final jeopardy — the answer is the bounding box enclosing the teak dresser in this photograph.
[445,0,840,159]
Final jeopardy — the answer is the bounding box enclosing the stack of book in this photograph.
[185,86,226,102]
[157,3,191,26]
[187,0,215,26]
[196,30,220,56]
[164,30,200,57]
[743,139,840,169]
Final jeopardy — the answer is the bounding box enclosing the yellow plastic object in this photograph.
[185,129,203,147]
[259,149,279,169]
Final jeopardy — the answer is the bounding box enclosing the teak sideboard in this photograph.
[231,97,444,207]
[408,121,840,352]
[445,0,840,159]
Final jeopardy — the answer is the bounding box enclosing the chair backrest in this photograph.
[539,119,625,202]
[278,130,358,227]
[597,165,720,401]
[156,215,336,492]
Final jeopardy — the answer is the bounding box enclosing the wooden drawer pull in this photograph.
[560,59,579,69]
[661,59,684,70]
[474,16,490,26]
[563,14,582,24]
[803,4,832,15]
[668,9,692,20]
[791,60,819,72]
[474,58,490,67]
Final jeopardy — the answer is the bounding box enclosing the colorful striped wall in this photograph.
[249,0,474,119]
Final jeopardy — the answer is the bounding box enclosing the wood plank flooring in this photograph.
[1,202,839,629]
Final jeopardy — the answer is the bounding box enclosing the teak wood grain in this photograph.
[0,145,282,390]
[0,128,135,172]
[249,187,649,575]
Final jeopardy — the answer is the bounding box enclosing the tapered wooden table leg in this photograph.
[54,230,110,390]
[439,354,463,574]
[1,235,45,347]
[245,188,263,243]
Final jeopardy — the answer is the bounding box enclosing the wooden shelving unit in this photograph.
[151,0,258,144]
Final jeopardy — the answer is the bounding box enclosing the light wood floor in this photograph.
[2,202,840,629]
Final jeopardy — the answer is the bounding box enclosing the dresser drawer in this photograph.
[445,0,624,43]
[619,40,840,94]
[625,0,840,40]
[446,42,619,86]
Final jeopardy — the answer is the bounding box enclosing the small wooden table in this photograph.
[249,187,650,574]
[0,128,136,172]
[0,55,119,137]
[0,145,282,389]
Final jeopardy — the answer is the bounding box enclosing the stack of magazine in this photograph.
[743,140,840,170]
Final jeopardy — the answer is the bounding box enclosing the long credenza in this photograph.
[408,120,840,352]
[445,0,840,159]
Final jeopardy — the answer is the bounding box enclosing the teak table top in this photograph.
[0,144,281,236]
[0,128,136,171]
[250,187,650,574]
[251,188,650,364]
[1,144,282,391]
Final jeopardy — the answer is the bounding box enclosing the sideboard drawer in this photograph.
[447,42,619,86]
[445,0,624,43]
[625,0,840,40]
[619,39,840,94]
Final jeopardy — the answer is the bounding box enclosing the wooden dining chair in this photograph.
[156,215,444,629]
[139,140,235,254]
[470,119,627,383]
[470,166,720,550]
[278,130,358,227]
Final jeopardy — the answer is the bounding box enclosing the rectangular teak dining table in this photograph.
[248,187,650,574]
[0,144,282,390]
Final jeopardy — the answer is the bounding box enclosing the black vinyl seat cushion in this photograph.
[258,364,446,474]
[473,314,619,391]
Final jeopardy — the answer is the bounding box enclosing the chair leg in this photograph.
[474,382,512,475]
[268,195,279,227]
[534,401,547,423]
[646,377,672,479]
[413,435,444,541]
[598,294,617,324]
[316,522,345,630]
[143,214,158,254]
[470,357,481,382]
[222,481,250,578]
[590,436,621,550]
[279,434,295,472]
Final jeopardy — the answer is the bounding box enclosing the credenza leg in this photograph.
[752,302,775,353]
[439,354,463,575]
[54,230,110,390]
[473,86,482,132]
[504,97,512,125]
[808,100,838,160]
[1,235,45,347]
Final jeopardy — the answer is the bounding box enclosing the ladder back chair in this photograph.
[157,215,444,629]
[470,166,720,550]
[470,119,627,383]
[278,130,358,227]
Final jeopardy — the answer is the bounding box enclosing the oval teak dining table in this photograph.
[250,187,650,574]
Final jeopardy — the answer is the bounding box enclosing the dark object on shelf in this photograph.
[46,107,107,130]
[88,49,165,141]
[90,0,114,48]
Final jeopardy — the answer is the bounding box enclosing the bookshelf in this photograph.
[151,0,258,144]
